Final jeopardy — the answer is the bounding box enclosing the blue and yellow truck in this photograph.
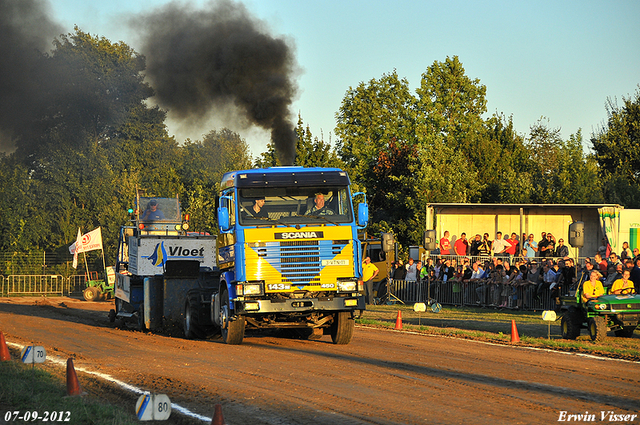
[112,167,368,345]
[210,166,368,344]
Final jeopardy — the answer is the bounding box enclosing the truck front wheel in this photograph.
[219,291,245,345]
[330,311,354,345]
[588,316,607,342]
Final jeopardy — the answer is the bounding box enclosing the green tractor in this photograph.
[560,283,639,342]
[82,268,115,301]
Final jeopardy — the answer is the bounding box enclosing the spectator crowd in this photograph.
[386,231,638,310]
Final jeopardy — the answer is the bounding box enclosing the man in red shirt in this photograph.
[440,231,452,256]
[454,233,469,256]
[594,253,608,273]
[506,233,519,258]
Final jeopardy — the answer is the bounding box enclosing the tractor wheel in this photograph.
[561,308,581,340]
[219,290,245,345]
[184,291,205,339]
[614,326,636,338]
[83,286,99,302]
[330,311,354,345]
[588,316,607,342]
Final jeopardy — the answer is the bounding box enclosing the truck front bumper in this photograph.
[234,295,365,314]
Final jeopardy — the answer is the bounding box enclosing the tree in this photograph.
[591,87,640,207]
[180,129,252,233]
[14,28,153,166]
[415,56,488,162]
[0,28,177,259]
[481,113,533,202]
[551,131,603,204]
[336,63,490,246]
[335,71,420,245]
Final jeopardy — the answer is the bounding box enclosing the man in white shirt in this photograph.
[492,232,510,258]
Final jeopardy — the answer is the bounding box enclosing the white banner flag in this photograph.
[71,228,82,269]
[76,227,103,254]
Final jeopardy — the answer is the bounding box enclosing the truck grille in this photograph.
[280,241,321,285]
[252,240,349,286]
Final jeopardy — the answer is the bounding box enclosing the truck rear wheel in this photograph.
[219,291,245,345]
[184,292,205,339]
[330,311,354,345]
[588,316,607,342]
[561,308,581,340]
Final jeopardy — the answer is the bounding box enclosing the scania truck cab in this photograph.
[213,167,368,344]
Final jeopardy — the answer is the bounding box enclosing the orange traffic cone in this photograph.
[510,320,520,343]
[0,331,10,361]
[394,310,403,330]
[66,358,82,396]
[211,404,226,425]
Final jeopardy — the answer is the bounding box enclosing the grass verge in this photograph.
[358,304,640,361]
[0,360,139,425]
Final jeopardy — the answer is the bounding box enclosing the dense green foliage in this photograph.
[0,31,637,259]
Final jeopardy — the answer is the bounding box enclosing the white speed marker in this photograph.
[136,393,171,421]
[20,346,46,364]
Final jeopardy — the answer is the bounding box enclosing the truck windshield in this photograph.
[139,197,181,222]
[238,186,353,226]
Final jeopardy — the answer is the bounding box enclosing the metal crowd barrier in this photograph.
[0,274,88,297]
[429,254,590,266]
[4,275,65,296]
[386,278,556,311]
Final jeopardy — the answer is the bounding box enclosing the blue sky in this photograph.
[49,0,640,157]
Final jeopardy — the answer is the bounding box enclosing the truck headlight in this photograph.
[337,280,357,292]
[236,282,264,296]
[596,303,608,310]
[243,283,264,296]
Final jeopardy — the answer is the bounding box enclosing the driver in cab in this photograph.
[307,193,334,216]
[141,199,166,221]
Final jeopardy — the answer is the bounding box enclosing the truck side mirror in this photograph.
[357,202,368,228]
[217,207,230,232]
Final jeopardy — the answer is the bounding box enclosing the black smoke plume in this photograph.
[0,0,63,152]
[133,0,298,165]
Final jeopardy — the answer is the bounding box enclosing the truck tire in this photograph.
[137,309,146,331]
[330,311,354,345]
[561,308,581,340]
[219,290,245,345]
[614,326,636,338]
[184,291,205,339]
[588,316,607,342]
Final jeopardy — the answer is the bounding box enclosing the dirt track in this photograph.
[1,297,639,424]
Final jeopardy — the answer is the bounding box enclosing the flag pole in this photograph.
[83,252,90,280]
[99,227,107,278]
